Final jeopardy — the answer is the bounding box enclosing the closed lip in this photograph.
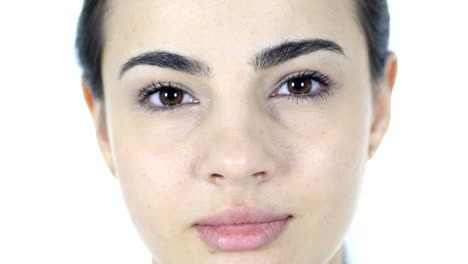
[193,206,293,226]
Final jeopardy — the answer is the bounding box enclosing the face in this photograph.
[83,0,396,263]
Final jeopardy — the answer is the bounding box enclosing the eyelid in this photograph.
[138,81,187,99]
[275,68,332,87]
[271,68,334,96]
[136,81,200,113]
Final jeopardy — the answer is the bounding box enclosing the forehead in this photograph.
[102,0,362,77]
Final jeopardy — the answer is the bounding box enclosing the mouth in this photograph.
[192,206,293,251]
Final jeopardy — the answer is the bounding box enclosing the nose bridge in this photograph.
[196,101,276,186]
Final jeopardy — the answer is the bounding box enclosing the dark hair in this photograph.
[75,0,107,100]
[75,0,390,100]
[354,0,390,80]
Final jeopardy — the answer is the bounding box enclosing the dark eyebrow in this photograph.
[119,51,211,79]
[119,38,344,79]
[249,38,344,71]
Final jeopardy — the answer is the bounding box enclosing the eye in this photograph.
[137,81,199,113]
[271,70,335,103]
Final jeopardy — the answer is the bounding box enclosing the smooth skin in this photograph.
[82,0,397,263]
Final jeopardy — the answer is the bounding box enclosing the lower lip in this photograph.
[194,217,292,251]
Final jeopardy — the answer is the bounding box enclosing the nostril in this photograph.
[211,173,224,180]
[253,171,267,178]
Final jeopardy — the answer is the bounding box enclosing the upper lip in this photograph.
[193,206,292,226]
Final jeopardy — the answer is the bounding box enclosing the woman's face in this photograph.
[86,0,394,263]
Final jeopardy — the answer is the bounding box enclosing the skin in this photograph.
[82,0,397,263]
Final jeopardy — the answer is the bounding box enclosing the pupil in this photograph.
[160,88,183,105]
[288,77,311,94]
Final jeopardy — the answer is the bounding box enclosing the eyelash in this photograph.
[273,69,335,104]
[137,81,194,113]
[136,69,335,113]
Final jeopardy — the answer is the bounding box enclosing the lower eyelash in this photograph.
[274,69,336,103]
[138,91,195,114]
[138,100,189,113]
[136,82,195,114]
[283,88,335,104]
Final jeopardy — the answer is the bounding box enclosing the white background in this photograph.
[0,1,467,263]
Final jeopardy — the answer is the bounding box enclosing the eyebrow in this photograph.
[118,38,344,79]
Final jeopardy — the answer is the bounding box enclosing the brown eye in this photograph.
[287,76,314,94]
[158,87,184,106]
[147,86,197,109]
[274,76,322,97]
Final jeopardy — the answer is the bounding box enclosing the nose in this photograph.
[196,110,277,186]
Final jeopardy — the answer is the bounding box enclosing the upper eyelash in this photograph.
[137,81,184,103]
[137,69,335,112]
[275,68,334,89]
[136,81,193,113]
[272,68,335,104]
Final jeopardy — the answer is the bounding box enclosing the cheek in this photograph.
[278,88,370,235]
[112,142,197,255]
[290,125,367,218]
[281,128,366,264]
[105,92,201,246]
